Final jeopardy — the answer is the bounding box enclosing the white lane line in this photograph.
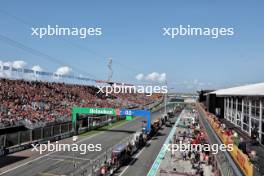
[47,158,65,162]
[0,117,142,175]
[0,151,56,175]
[119,141,151,176]
[48,155,92,161]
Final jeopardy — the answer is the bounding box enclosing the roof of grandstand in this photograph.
[210,83,264,96]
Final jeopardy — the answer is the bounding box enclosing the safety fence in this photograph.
[0,115,116,156]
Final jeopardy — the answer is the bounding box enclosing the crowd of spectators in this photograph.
[167,110,217,176]
[0,78,162,129]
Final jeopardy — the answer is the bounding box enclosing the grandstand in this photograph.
[0,78,161,129]
[198,83,264,176]
[199,83,264,145]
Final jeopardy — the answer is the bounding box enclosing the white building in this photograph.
[210,83,264,145]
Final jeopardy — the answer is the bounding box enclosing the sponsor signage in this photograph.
[72,107,151,132]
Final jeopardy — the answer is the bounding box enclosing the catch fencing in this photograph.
[0,115,116,155]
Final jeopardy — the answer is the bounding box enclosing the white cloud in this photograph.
[12,60,27,69]
[145,72,166,82]
[32,65,43,72]
[135,72,166,83]
[55,66,72,75]
[158,73,166,82]
[135,73,144,81]
[146,72,159,81]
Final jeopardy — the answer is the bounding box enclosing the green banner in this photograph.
[126,116,133,121]
[72,107,116,134]
[72,107,116,115]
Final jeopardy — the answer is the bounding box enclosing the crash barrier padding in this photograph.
[198,104,253,176]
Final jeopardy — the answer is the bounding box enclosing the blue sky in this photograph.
[0,0,263,92]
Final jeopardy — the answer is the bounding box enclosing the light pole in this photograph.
[164,91,167,115]
[72,135,78,168]
[164,80,168,116]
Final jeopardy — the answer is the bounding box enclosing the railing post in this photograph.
[18,131,21,145]
[30,129,33,142]
[41,127,43,139]
[4,134,6,148]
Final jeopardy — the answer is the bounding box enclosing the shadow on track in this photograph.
[94,129,136,134]
[0,155,28,168]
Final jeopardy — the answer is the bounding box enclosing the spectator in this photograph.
[0,78,162,128]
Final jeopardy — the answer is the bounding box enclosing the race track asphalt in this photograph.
[0,105,176,176]
[114,112,179,176]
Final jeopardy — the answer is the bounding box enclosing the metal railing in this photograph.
[197,104,243,176]
[0,115,117,156]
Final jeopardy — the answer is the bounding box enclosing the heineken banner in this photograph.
[72,107,151,133]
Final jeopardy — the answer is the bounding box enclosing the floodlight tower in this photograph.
[164,80,168,115]
[107,58,113,82]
